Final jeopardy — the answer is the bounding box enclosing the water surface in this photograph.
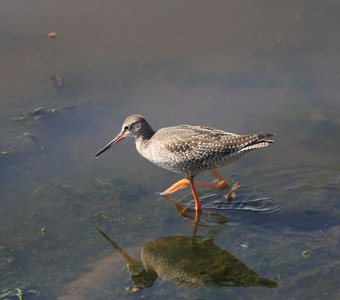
[0,1,339,299]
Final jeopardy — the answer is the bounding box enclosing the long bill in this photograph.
[95,132,125,158]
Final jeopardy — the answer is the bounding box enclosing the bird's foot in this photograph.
[212,178,228,190]
[224,182,241,201]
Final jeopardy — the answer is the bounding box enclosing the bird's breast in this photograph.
[135,138,175,169]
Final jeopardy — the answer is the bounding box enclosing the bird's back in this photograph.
[137,124,274,178]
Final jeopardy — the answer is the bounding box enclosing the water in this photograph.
[1,1,339,299]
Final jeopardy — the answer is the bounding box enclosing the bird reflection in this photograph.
[98,228,277,292]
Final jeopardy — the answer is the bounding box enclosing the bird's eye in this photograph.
[124,125,129,131]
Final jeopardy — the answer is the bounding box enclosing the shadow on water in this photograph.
[97,226,277,293]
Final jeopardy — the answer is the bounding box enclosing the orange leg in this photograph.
[160,178,190,195]
[160,169,228,195]
[189,179,201,211]
[162,179,201,211]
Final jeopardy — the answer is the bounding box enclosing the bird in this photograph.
[95,114,274,212]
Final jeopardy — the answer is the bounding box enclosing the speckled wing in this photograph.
[153,125,274,177]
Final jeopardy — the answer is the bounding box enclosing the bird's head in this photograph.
[95,114,154,158]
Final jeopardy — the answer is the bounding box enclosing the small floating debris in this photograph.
[125,287,141,294]
[47,32,57,38]
[32,107,49,119]
[240,242,249,249]
[302,250,312,259]
[12,105,75,124]
[12,107,47,122]
[40,226,46,237]
[0,151,9,157]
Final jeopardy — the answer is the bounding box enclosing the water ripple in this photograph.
[174,187,281,214]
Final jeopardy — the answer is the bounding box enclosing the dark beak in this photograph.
[95,132,125,158]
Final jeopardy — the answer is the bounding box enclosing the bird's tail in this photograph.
[239,133,275,152]
[257,132,275,143]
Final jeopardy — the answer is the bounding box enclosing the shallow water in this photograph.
[0,1,339,299]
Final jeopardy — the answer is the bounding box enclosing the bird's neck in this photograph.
[136,123,155,156]
[135,124,155,145]
[134,120,156,155]
[138,123,155,140]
